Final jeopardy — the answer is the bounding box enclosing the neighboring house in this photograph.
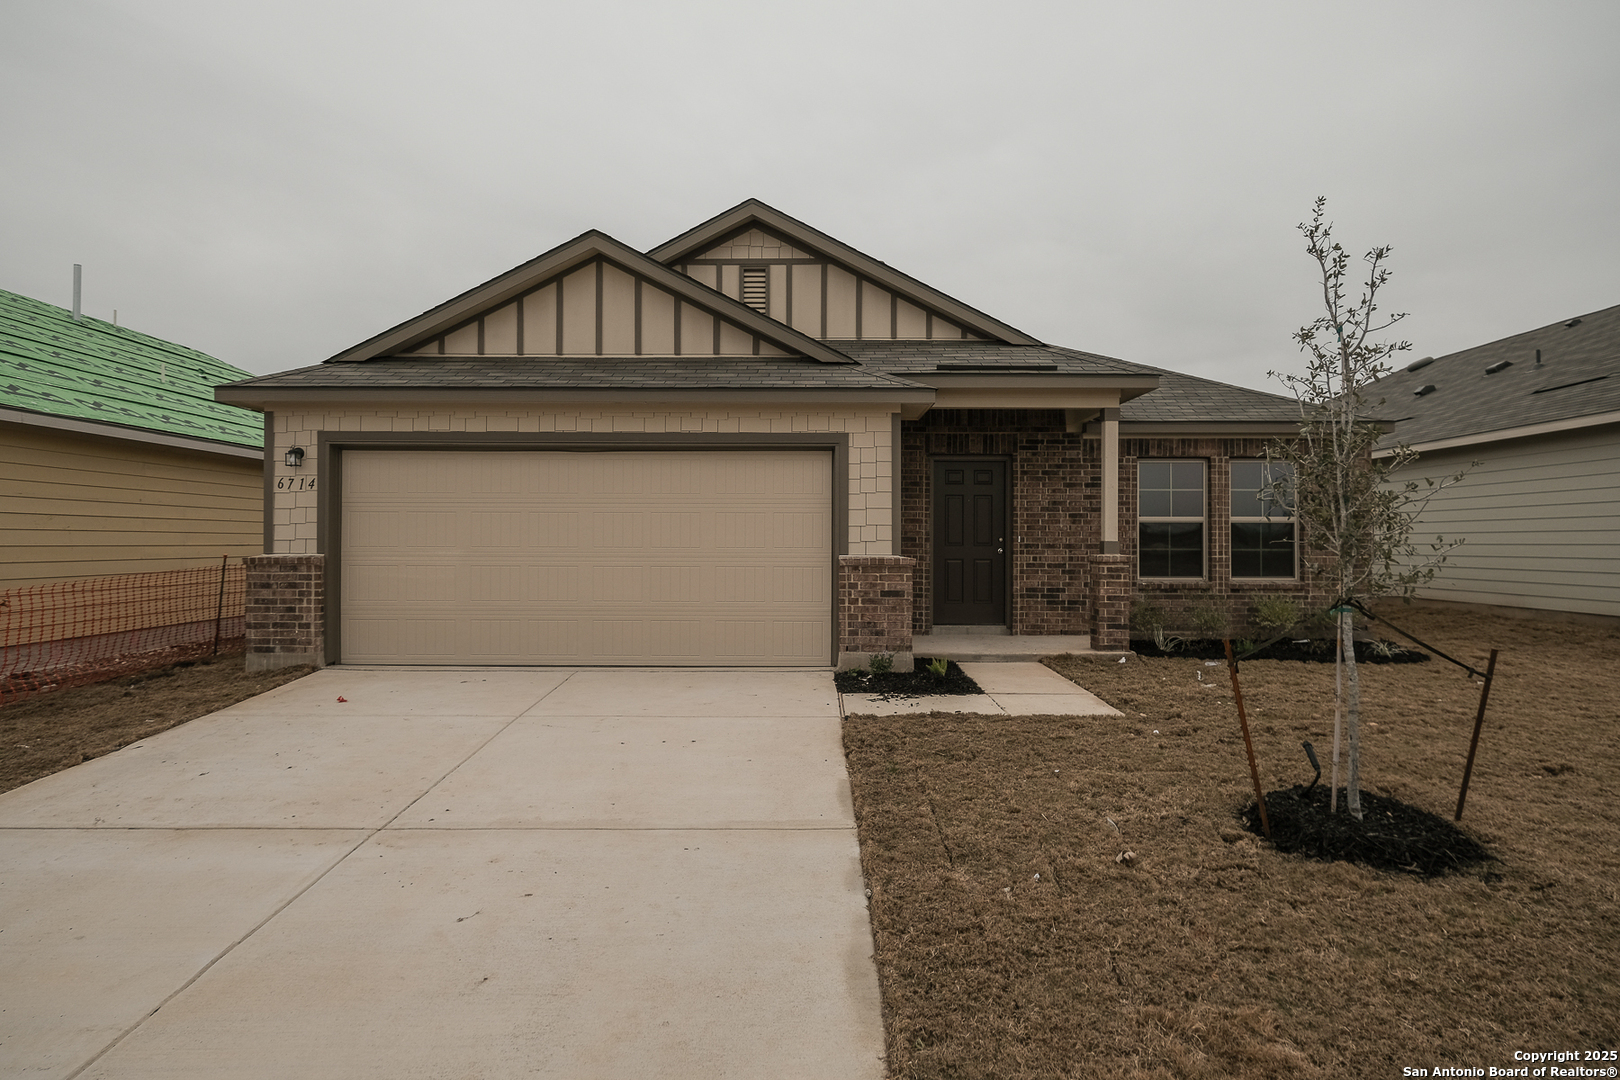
[1,289,264,591]
[218,200,1316,670]
[1369,303,1620,618]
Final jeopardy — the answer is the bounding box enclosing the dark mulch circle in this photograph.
[1239,785,1493,877]
[1130,638,1430,663]
[834,658,982,697]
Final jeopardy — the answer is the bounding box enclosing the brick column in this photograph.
[244,554,326,672]
[1089,553,1133,652]
[838,555,915,672]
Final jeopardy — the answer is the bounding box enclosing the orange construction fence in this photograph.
[0,558,247,706]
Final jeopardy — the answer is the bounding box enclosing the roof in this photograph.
[220,356,928,394]
[1116,363,1301,424]
[1369,303,1620,451]
[1,289,262,450]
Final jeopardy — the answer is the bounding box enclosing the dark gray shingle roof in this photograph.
[220,356,923,392]
[1368,303,1620,447]
[829,340,1153,376]
[1117,364,1300,423]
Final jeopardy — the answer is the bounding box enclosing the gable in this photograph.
[651,201,1042,346]
[399,255,796,359]
[676,227,984,343]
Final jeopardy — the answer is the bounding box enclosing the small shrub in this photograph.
[1251,596,1300,635]
[927,657,949,679]
[1152,628,1186,654]
[869,653,894,675]
[1130,602,1167,634]
[1189,601,1227,640]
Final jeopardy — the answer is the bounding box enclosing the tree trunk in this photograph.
[1341,606,1363,819]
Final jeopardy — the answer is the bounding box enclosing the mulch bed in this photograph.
[1240,784,1493,877]
[834,658,981,696]
[1131,637,1431,663]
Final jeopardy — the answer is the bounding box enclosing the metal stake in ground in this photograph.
[212,554,228,657]
[1455,647,1499,822]
[1225,638,1270,839]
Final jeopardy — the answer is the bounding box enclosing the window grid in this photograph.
[1229,460,1296,579]
[1137,460,1206,579]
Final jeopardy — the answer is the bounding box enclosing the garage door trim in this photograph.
[315,431,850,666]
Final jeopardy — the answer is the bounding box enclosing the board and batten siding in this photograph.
[679,227,987,342]
[1389,425,1620,616]
[0,423,263,590]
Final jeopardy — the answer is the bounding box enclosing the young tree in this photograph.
[1269,197,1463,820]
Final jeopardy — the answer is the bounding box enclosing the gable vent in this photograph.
[740,266,768,314]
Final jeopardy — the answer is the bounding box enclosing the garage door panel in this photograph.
[341,450,832,665]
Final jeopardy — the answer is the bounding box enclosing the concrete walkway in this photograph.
[841,660,1121,717]
[0,668,884,1080]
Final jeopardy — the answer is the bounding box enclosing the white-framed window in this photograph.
[1230,460,1296,578]
[1138,460,1205,578]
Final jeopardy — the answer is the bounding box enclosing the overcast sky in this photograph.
[4,1,1617,392]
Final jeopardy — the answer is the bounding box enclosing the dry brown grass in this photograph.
[844,603,1620,1078]
[0,653,313,794]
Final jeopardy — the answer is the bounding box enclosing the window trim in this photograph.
[1137,459,1207,580]
[1229,459,1297,580]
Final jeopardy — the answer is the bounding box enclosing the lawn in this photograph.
[843,602,1620,1078]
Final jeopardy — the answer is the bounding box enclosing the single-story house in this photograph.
[1370,303,1620,618]
[1,289,264,591]
[217,200,1323,671]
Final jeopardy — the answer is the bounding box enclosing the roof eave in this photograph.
[215,384,935,412]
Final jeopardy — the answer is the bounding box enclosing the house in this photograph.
[1,289,264,591]
[1370,303,1620,618]
[216,200,1319,672]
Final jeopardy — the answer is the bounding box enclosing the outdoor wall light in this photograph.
[284,446,305,468]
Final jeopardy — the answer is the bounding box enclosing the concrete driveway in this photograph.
[0,667,884,1079]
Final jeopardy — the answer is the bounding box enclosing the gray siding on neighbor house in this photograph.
[1391,424,1620,616]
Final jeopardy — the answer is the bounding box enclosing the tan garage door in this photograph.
[339,449,832,665]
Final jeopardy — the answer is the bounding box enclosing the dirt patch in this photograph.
[0,653,314,794]
[844,601,1620,1078]
[836,659,982,697]
[1130,637,1430,664]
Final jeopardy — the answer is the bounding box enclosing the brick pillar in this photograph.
[838,555,915,672]
[245,554,326,672]
[1089,553,1133,652]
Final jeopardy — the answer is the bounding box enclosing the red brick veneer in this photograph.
[838,555,915,671]
[244,554,325,672]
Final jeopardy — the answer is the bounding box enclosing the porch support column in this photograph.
[1100,407,1120,554]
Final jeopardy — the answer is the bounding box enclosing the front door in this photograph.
[932,459,1008,625]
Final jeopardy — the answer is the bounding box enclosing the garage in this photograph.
[336,449,833,666]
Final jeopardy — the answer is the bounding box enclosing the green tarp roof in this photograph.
[0,289,261,449]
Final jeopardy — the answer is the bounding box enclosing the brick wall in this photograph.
[838,555,915,671]
[901,410,1098,635]
[244,554,325,672]
[1124,437,1331,637]
[1089,553,1132,650]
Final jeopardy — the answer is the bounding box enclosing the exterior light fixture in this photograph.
[285,446,305,468]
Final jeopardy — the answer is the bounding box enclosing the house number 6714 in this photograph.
[276,477,316,491]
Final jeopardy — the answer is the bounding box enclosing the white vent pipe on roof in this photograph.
[72,264,82,321]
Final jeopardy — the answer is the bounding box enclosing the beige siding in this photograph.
[825,265,858,337]
[560,265,596,354]
[270,406,897,559]
[640,285,676,353]
[1391,425,1620,616]
[522,284,558,354]
[0,423,262,590]
[600,263,637,354]
[340,450,831,665]
[698,228,811,260]
[790,264,822,336]
[483,302,518,353]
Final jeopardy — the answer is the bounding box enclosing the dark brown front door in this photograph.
[933,459,1008,625]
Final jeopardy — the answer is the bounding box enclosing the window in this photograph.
[740,266,769,314]
[1230,460,1296,578]
[1138,461,1205,578]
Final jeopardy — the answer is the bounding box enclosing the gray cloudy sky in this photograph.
[4,0,1617,392]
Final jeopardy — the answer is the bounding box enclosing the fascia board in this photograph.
[214,386,935,411]
[1114,421,1303,437]
[2,405,263,459]
[1373,408,1620,457]
[326,231,854,366]
[648,200,1044,347]
[911,373,1158,391]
